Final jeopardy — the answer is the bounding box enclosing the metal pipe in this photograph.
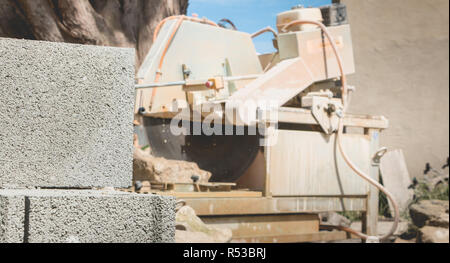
[135,81,186,89]
[225,74,261,81]
[135,74,262,90]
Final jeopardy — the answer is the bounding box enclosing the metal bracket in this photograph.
[303,95,342,135]
[182,64,191,80]
[372,147,388,166]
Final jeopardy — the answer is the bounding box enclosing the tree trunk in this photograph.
[0,0,189,68]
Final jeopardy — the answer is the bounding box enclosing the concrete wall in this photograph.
[340,0,449,178]
[0,189,175,243]
[0,38,135,188]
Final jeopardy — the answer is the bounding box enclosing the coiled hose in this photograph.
[282,20,399,241]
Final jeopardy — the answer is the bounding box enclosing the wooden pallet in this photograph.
[149,181,237,192]
[119,181,261,198]
[155,191,262,198]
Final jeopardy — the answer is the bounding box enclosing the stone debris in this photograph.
[409,200,449,243]
[418,226,449,243]
[320,212,351,228]
[394,238,416,243]
[175,206,232,243]
[410,200,449,228]
[133,148,212,184]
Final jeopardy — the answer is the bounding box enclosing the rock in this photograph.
[399,223,420,240]
[410,200,449,228]
[176,206,232,243]
[319,212,351,227]
[394,238,415,243]
[133,148,211,184]
[417,226,449,243]
[176,230,219,243]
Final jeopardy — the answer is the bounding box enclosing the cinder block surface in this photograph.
[0,194,25,243]
[0,38,135,188]
[0,189,175,243]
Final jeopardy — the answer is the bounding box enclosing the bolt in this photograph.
[138,107,146,115]
[191,175,200,183]
[135,181,143,191]
[205,81,214,89]
[326,103,337,115]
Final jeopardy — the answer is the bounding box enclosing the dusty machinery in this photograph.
[134,4,399,243]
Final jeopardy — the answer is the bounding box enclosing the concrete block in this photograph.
[0,194,25,243]
[0,38,135,188]
[0,189,175,243]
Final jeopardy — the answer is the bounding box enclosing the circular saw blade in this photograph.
[142,117,261,182]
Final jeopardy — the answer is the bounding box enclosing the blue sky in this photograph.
[187,0,331,54]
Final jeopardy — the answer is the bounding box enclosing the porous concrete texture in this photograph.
[338,0,449,179]
[0,194,25,243]
[0,38,135,188]
[0,189,175,243]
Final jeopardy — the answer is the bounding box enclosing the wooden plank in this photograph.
[231,231,357,243]
[366,129,380,237]
[146,181,237,193]
[199,182,235,192]
[200,183,236,187]
[269,130,371,196]
[155,191,262,199]
[380,149,414,215]
[183,197,367,216]
[263,123,274,197]
[202,214,320,239]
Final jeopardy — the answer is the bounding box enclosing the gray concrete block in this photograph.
[0,194,25,243]
[0,189,175,243]
[0,38,135,188]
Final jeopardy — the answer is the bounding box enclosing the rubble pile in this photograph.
[410,200,449,243]
[401,164,449,243]
[133,148,212,184]
[175,206,232,243]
